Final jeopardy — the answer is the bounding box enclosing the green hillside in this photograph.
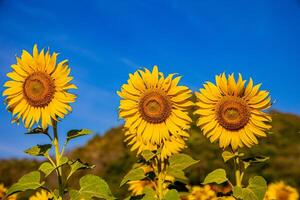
[0,110,299,198]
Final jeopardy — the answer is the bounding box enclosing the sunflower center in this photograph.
[216,96,250,130]
[139,91,171,123]
[277,188,290,200]
[23,72,55,107]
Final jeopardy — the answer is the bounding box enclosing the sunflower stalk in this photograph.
[52,120,64,199]
[156,156,166,200]
[233,152,243,187]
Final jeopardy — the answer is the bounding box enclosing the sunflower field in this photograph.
[0,44,299,200]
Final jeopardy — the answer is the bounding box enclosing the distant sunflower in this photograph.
[128,165,174,196]
[195,73,271,150]
[3,45,77,129]
[0,184,17,200]
[187,185,217,200]
[264,182,299,200]
[29,190,51,200]
[118,66,193,159]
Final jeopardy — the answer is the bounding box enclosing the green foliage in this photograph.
[202,168,228,184]
[166,153,198,183]
[26,127,49,135]
[168,154,198,171]
[39,162,55,177]
[242,156,269,164]
[68,159,95,179]
[222,151,235,162]
[70,174,115,200]
[141,150,156,161]
[163,189,180,200]
[233,176,267,200]
[120,168,145,187]
[6,171,44,197]
[141,187,156,200]
[67,129,93,141]
[1,111,300,198]
[24,144,52,156]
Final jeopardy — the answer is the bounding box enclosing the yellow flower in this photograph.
[264,181,299,200]
[128,180,155,196]
[195,73,271,150]
[0,183,17,200]
[128,165,174,196]
[118,66,193,159]
[187,185,217,200]
[29,190,51,200]
[3,44,77,129]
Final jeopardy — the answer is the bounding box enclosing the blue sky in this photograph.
[0,0,300,158]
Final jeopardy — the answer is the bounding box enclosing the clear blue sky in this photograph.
[0,0,300,158]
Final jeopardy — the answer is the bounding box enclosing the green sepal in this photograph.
[141,150,156,162]
[222,151,235,162]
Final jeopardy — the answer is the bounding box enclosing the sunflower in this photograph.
[0,183,17,200]
[187,185,218,200]
[264,181,299,200]
[195,73,271,150]
[3,44,77,129]
[29,190,51,200]
[118,66,193,159]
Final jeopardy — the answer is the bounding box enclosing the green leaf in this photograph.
[233,176,267,200]
[120,168,145,187]
[141,150,156,161]
[202,168,228,184]
[59,156,69,167]
[242,188,258,200]
[26,127,48,135]
[69,189,80,200]
[6,171,44,196]
[246,176,267,200]
[164,189,180,200]
[67,129,93,141]
[39,162,55,177]
[222,151,235,162]
[233,186,243,199]
[24,144,52,156]
[167,168,188,183]
[168,154,198,171]
[68,159,95,179]
[142,187,156,200]
[242,156,269,164]
[70,175,115,200]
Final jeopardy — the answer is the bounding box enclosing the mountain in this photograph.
[0,110,299,198]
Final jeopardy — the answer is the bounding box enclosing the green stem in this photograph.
[234,155,242,187]
[52,120,64,199]
[156,157,165,200]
